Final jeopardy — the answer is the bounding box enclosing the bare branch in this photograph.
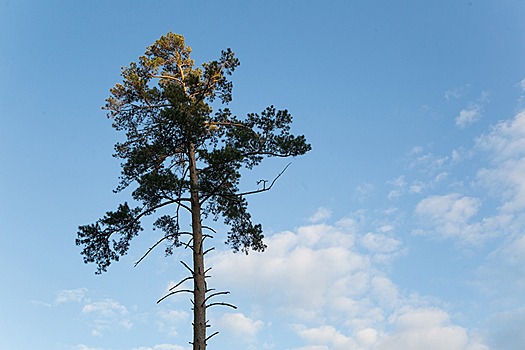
[180,260,194,275]
[157,289,194,304]
[206,331,219,342]
[203,247,215,255]
[202,225,217,234]
[169,276,194,291]
[206,302,237,309]
[237,162,291,197]
[134,231,192,267]
[183,237,193,250]
[204,291,230,303]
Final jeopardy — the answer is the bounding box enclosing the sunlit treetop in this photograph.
[77,32,311,274]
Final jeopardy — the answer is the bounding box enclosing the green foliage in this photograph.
[77,32,311,274]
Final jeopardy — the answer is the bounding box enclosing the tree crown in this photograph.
[77,32,311,273]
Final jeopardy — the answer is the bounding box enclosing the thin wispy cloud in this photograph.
[55,288,87,304]
[81,299,132,336]
[355,182,375,202]
[455,91,490,129]
[308,207,332,223]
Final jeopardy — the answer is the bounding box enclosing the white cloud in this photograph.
[207,219,487,349]
[131,345,190,350]
[415,193,480,224]
[210,222,372,322]
[387,176,407,199]
[82,299,128,317]
[72,345,106,350]
[308,207,332,223]
[409,181,425,194]
[375,307,488,350]
[456,107,481,128]
[55,288,87,304]
[294,325,358,350]
[81,299,132,336]
[408,147,449,174]
[413,193,503,244]
[455,91,489,129]
[444,84,471,100]
[361,232,403,265]
[356,182,375,202]
[477,159,525,213]
[156,309,190,337]
[216,313,264,339]
[475,110,525,213]
[476,110,525,162]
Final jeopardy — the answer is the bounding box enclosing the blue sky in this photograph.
[2,1,525,349]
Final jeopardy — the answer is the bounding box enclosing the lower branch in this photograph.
[157,289,193,304]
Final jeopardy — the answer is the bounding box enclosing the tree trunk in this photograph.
[188,142,206,350]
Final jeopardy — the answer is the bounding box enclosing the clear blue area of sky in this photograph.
[2,1,525,349]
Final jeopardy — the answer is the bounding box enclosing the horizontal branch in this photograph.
[202,225,217,234]
[204,291,230,303]
[169,276,194,291]
[157,289,193,304]
[206,302,237,309]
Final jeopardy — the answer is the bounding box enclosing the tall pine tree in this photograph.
[77,32,310,349]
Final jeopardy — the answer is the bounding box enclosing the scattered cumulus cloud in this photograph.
[156,309,190,337]
[294,324,359,350]
[455,91,489,129]
[456,107,481,128]
[82,299,132,336]
[476,109,525,162]
[55,288,87,304]
[355,182,375,202]
[408,146,449,174]
[444,84,472,100]
[207,218,486,349]
[413,193,502,244]
[474,110,525,213]
[519,78,525,92]
[308,207,332,223]
[375,307,488,350]
[387,176,407,199]
[216,313,264,339]
[82,299,128,317]
[68,108,525,350]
